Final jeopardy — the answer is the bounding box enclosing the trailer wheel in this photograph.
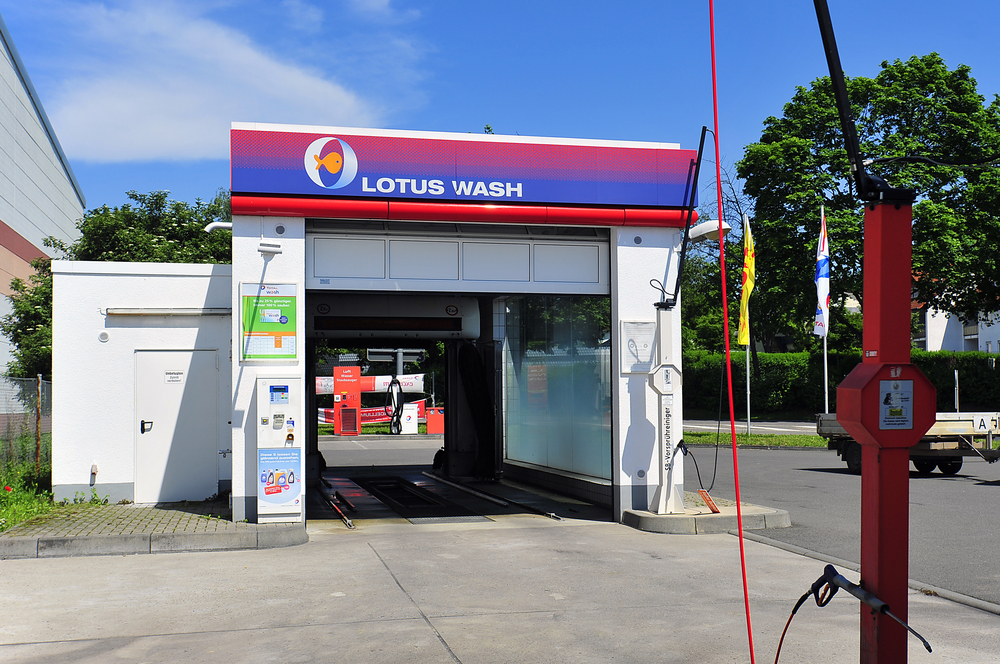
[845,442,862,474]
[937,457,963,476]
[912,460,937,474]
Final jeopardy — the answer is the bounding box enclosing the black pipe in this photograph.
[812,0,914,204]
[660,124,709,310]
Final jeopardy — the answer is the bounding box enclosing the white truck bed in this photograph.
[817,412,1000,474]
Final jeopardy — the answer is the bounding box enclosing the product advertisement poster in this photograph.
[241,283,297,360]
[257,448,302,511]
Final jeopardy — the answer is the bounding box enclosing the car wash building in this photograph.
[53,122,698,524]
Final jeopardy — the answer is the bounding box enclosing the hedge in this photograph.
[682,349,1000,416]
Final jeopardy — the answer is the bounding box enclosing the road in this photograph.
[683,442,1000,606]
[685,419,818,436]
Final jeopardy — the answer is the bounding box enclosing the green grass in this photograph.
[0,461,56,532]
[683,431,827,448]
[317,422,429,436]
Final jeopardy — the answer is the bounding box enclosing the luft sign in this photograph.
[231,123,697,208]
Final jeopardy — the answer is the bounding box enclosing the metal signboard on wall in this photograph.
[240,283,297,361]
[231,124,697,208]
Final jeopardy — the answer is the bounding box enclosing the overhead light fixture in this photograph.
[689,218,732,243]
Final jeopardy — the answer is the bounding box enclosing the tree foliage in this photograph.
[51,190,232,264]
[3,190,232,379]
[737,53,1000,348]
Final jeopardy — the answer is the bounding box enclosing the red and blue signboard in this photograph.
[231,124,696,208]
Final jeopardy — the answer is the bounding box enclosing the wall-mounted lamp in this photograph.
[258,241,282,255]
[689,218,732,243]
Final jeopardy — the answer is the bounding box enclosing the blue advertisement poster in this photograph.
[258,448,303,511]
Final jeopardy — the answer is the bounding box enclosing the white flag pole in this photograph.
[815,203,831,414]
[746,344,751,434]
[744,213,752,435]
[823,334,829,414]
[822,203,829,414]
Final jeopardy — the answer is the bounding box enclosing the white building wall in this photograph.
[0,15,85,371]
[924,308,965,352]
[611,226,683,520]
[51,261,232,502]
[978,318,1000,353]
[231,216,306,522]
[0,18,84,248]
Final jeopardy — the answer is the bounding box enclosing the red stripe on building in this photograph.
[231,195,692,228]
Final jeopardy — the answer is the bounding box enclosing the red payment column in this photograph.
[836,202,936,664]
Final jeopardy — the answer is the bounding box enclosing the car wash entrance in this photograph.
[229,123,697,524]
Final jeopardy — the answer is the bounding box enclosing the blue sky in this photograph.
[3,0,999,212]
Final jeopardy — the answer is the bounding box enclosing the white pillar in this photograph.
[648,304,685,514]
[611,226,685,520]
[231,215,306,523]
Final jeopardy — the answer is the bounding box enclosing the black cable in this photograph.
[774,569,837,664]
[685,355,725,492]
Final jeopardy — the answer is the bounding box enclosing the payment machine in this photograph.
[256,377,304,522]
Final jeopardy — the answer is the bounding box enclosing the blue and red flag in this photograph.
[814,206,830,337]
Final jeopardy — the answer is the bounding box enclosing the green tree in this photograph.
[2,190,232,379]
[52,189,232,264]
[680,253,730,352]
[737,53,1000,348]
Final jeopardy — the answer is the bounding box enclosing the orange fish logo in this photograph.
[305,137,357,189]
[314,151,343,175]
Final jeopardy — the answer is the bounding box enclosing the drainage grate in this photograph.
[408,515,492,525]
[352,476,485,521]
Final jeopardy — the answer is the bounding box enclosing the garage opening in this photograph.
[302,287,613,521]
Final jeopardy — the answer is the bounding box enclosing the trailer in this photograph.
[817,412,1000,474]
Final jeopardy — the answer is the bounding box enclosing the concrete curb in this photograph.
[739,530,1000,617]
[621,505,791,535]
[0,525,308,559]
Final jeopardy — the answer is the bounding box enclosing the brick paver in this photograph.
[1,501,287,540]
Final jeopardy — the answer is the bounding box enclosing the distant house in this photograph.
[0,12,85,367]
[911,302,997,353]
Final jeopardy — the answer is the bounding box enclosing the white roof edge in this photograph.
[0,12,86,210]
[52,260,233,277]
[231,122,683,151]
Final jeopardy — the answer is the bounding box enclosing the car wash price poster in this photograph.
[258,448,303,511]
[241,284,297,360]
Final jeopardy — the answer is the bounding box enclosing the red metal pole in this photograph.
[860,203,913,367]
[837,201,936,664]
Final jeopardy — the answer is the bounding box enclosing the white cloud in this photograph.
[281,0,323,33]
[46,1,380,162]
[347,0,420,23]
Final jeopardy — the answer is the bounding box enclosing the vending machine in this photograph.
[256,378,304,523]
[333,366,361,436]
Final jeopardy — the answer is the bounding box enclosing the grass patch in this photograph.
[0,461,56,532]
[683,431,827,448]
[317,422,428,436]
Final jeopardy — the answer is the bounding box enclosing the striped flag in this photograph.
[814,206,830,337]
[737,214,755,346]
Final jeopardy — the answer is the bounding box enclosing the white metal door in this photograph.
[135,350,218,503]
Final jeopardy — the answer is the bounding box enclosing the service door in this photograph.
[135,350,219,503]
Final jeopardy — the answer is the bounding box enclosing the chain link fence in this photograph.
[0,377,51,470]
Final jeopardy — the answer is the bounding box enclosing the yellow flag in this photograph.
[737,216,755,346]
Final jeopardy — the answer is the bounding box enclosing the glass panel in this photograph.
[503,296,611,479]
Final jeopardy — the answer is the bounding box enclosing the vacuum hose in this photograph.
[385,376,403,435]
